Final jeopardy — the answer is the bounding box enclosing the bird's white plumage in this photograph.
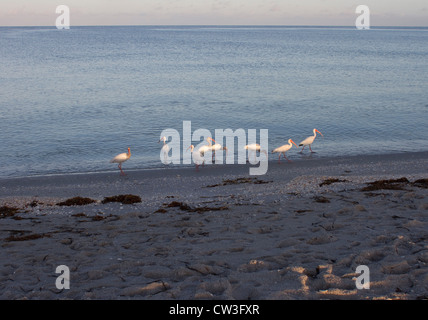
[244,143,268,162]
[198,145,212,155]
[159,136,170,163]
[161,144,170,153]
[110,147,131,175]
[188,145,205,169]
[244,143,262,151]
[272,139,298,162]
[299,135,316,146]
[110,148,131,164]
[273,139,297,153]
[299,129,323,153]
[197,137,216,155]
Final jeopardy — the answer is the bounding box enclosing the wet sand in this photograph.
[1,151,427,300]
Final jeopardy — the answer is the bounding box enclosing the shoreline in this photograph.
[1,150,427,197]
[0,150,427,300]
[2,149,428,180]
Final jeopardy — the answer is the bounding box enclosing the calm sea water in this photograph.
[1,26,427,178]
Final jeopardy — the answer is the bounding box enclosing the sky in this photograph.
[0,0,427,27]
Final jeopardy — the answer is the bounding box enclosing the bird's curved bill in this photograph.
[316,130,323,136]
[290,139,298,147]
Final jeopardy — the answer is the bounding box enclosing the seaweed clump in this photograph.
[5,233,50,242]
[313,196,331,203]
[319,178,348,187]
[206,177,271,188]
[166,201,193,211]
[413,178,428,189]
[162,201,228,213]
[57,197,96,206]
[0,206,20,218]
[101,194,142,205]
[361,177,410,192]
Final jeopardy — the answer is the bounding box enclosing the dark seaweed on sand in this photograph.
[413,178,428,189]
[166,201,193,211]
[361,177,410,192]
[361,177,428,192]
[71,212,118,221]
[101,194,142,205]
[57,197,96,206]
[319,178,348,187]
[0,206,19,218]
[313,196,331,203]
[5,233,50,242]
[206,177,271,188]
[162,201,228,213]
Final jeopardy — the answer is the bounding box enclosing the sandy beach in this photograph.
[0,151,427,300]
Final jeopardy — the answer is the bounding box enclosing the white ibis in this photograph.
[299,129,323,153]
[158,136,170,163]
[211,143,228,161]
[197,137,216,156]
[272,139,298,163]
[110,147,131,175]
[205,138,227,162]
[187,145,205,170]
[244,143,268,163]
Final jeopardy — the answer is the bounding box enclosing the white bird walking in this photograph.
[244,143,268,163]
[187,145,205,170]
[211,142,228,161]
[195,137,227,163]
[198,137,215,156]
[272,139,298,163]
[299,129,323,153]
[110,147,131,176]
[159,136,170,164]
[205,138,228,162]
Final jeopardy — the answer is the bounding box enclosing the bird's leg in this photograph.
[278,154,281,163]
[118,163,125,176]
[309,145,315,153]
[283,154,292,162]
[300,146,305,153]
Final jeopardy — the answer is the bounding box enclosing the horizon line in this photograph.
[1,24,428,28]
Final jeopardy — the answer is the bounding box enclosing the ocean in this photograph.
[1,26,427,178]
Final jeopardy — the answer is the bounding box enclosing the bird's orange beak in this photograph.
[316,130,323,137]
[290,139,298,147]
